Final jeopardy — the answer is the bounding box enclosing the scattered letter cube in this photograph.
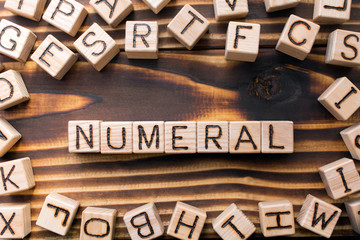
[314,0,351,24]
[261,121,293,153]
[142,0,170,14]
[90,0,133,27]
[0,117,21,157]
[5,0,47,21]
[344,197,360,234]
[0,203,31,239]
[264,0,300,12]
[68,120,102,153]
[213,0,248,20]
[341,123,360,160]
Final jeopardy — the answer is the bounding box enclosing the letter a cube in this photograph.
[0,203,31,239]
[90,0,133,27]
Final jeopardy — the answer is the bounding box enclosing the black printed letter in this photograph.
[133,24,151,48]
[107,127,126,150]
[130,212,154,238]
[0,26,21,51]
[269,124,284,149]
[265,212,292,230]
[233,25,252,49]
[39,42,63,67]
[51,0,75,19]
[181,11,204,34]
[0,212,15,235]
[0,78,14,103]
[83,32,107,56]
[94,0,118,18]
[205,125,223,150]
[341,34,359,61]
[222,215,245,239]
[311,203,338,230]
[47,204,70,226]
[76,125,94,149]
[138,125,160,150]
[175,211,199,239]
[334,87,357,109]
[235,126,257,150]
[1,165,19,191]
[84,218,110,237]
[288,21,311,46]
[172,126,188,151]
[324,0,347,11]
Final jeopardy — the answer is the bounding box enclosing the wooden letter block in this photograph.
[124,202,164,240]
[68,120,102,153]
[167,202,207,240]
[340,123,360,160]
[318,77,360,120]
[314,0,351,24]
[0,203,31,239]
[80,207,117,240]
[0,19,37,63]
[43,0,88,37]
[225,22,260,62]
[133,122,164,153]
[229,121,260,153]
[142,0,170,14]
[0,157,35,195]
[167,4,210,50]
[258,200,295,237]
[31,34,78,80]
[165,121,196,154]
[125,21,159,59]
[296,194,341,238]
[325,29,360,67]
[344,197,360,234]
[5,0,47,21]
[275,15,320,60]
[197,121,229,153]
[213,0,248,20]
[0,117,21,157]
[212,203,255,240]
[0,70,30,110]
[36,193,80,236]
[90,0,133,27]
[264,0,300,12]
[101,122,133,154]
[261,121,293,154]
[318,158,360,199]
[74,23,120,71]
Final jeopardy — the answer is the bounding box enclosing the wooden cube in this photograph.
[318,77,360,121]
[0,203,31,239]
[124,202,164,240]
[264,0,300,12]
[68,120,102,153]
[225,22,260,62]
[258,200,295,237]
[0,63,3,72]
[43,0,88,37]
[0,19,37,63]
[340,123,360,160]
[74,23,120,71]
[314,0,351,24]
[229,121,261,153]
[142,0,170,14]
[344,197,360,234]
[318,158,360,199]
[197,121,229,153]
[90,0,133,27]
[0,70,30,110]
[296,194,341,238]
[0,157,35,195]
[167,202,207,240]
[80,207,117,240]
[212,203,255,240]
[31,34,78,80]
[275,14,320,60]
[125,21,158,59]
[0,117,21,157]
[261,121,293,154]
[325,29,360,67]
[165,121,196,154]
[101,122,133,154]
[213,0,248,20]
[36,192,80,236]
[133,122,164,153]
[167,4,210,50]
[5,0,47,21]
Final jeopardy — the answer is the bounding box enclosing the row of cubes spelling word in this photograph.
[68,121,294,154]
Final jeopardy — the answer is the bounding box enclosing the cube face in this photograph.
[101,122,133,154]
[43,0,88,37]
[90,0,133,27]
[318,77,360,121]
[197,121,229,153]
[167,4,210,50]
[68,120,102,153]
[0,19,37,62]
[325,29,360,67]
[36,193,80,236]
[213,203,255,240]
[264,0,300,12]
[296,194,341,238]
[318,158,360,199]
[344,197,360,234]
[261,121,293,153]
[0,117,21,157]
[340,123,360,160]
[124,203,164,240]
[167,202,207,240]
[80,207,117,240]
[225,22,260,62]
[5,0,47,21]
[275,15,320,60]
[31,34,78,80]
[229,121,260,153]
[314,0,351,24]
[258,200,295,237]
[0,203,31,239]
[125,21,159,59]
[133,122,164,153]
[213,0,248,20]
[142,0,171,14]
[74,23,120,71]
[0,70,30,110]
[165,121,196,154]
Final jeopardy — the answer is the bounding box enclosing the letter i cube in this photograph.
[5,0,47,21]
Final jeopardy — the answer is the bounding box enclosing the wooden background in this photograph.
[0,0,360,239]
